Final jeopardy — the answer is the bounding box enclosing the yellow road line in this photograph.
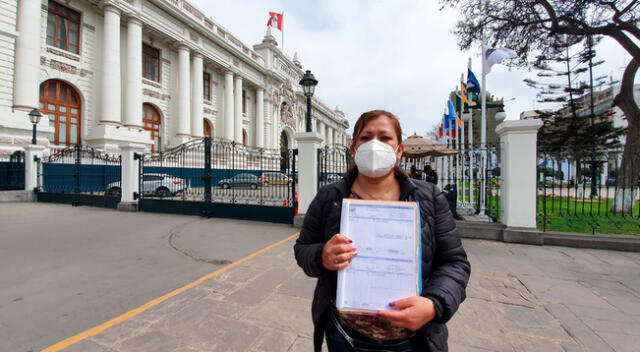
[42,232,300,352]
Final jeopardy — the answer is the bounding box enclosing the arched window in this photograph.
[203,119,212,137]
[242,129,248,146]
[143,103,161,152]
[39,80,81,146]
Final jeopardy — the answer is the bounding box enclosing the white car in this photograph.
[106,173,190,197]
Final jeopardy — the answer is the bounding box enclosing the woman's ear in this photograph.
[396,144,405,160]
[349,143,356,157]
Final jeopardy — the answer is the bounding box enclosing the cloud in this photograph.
[190,0,635,137]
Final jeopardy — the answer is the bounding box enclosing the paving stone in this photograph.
[61,339,117,352]
[594,330,639,352]
[276,270,316,299]
[114,330,184,352]
[91,318,151,347]
[544,303,615,352]
[466,273,538,308]
[246,293,314,337]
[248,328,297,352]
[225,267,292,306]
[518,276,614,310]
[287,336,314,352]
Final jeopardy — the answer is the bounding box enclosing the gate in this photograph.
[137,137,297,224]
[317,144,350,189]
[36,145,122,208]
[0,151,25,190]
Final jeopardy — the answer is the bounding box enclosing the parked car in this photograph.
[217,173,264,189]
[106,173,189,197]
[260,172,292,186]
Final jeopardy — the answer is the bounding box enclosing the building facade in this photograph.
[0,0,349,155]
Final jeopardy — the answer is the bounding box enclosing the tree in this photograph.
[441,0,639,211]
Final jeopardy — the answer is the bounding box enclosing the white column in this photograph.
[124,17,143,127]
[496,119,543,229]
[119,144,145,202]
[24,145,44,191]
[224,70,234,140]
[177,45,191,137]
[233,75,243,143]
[256,88,265,148]
[13,0,41,111]
[327,127,334,146]
[272,103,279,149]
[101,6,122,124]
[295,132,323,215]
[191,52,203,137]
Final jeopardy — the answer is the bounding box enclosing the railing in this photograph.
[536,145,640,235]
[317,144,350,189]
[0,151,25,191]
[430,143,502,222]
[138,137,297,208]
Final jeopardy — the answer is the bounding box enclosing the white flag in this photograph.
[483,46,517,74]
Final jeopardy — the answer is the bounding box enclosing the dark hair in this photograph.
[351,110,403,145]
[349,110,405,177]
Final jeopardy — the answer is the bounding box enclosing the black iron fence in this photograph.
[537,145,640,235]
[433,143,502,222]
[37,145,121,208]
[317,144,350,189]
[137,137,297,223]
[0,150,25,191]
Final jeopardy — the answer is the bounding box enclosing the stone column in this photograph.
[118,144,145,205]
[327,127,334,146]
[24,145,44,192]
[191,52,203,137]
[233,75,243,143]
[256,88,264,148]
[124,17,143,128]
[272,103,279,149]
[496,119,543,233]
[295,132,323,217]
[13,0,41,111]
[176,45,191,138]
[100,6,122,124]
[224,70,234,140]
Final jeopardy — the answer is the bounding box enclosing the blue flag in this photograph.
[467,69,481,93]
[444,100,457,131]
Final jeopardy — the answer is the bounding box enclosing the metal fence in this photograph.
[37,145,121,208]
[433,143,502,222]
[537,145,640,235]
[137,137,297,223]
[0,150,25,191]
[318,144,350,189]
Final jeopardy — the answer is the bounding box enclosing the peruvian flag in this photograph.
[267,12,283,30]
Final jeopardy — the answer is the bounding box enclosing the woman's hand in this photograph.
[322,234,357,271]
[377,296,437,331]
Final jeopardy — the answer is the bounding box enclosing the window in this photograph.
[46,1,81,54]
[143,44,161,82]
[242,89,247,114]
[203,119,212,137]
[242,129,248,146]
[39,80,81,146]
[203,72,211,101]
[143,103,162,152]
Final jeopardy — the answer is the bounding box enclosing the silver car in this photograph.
[106,173,189,197]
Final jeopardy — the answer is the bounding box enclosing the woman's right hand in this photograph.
[322,234,357,271]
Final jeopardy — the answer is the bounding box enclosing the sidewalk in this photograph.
[57,237,640,352]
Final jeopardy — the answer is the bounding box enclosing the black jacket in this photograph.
[294,169,471,351]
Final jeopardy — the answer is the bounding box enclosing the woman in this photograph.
[294,110,470,352]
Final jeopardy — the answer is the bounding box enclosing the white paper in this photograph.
[336,199,421,313]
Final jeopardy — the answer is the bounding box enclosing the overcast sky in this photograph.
[190,0,635,137]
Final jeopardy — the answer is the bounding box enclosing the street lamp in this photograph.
[299,70,318,132]
[494,106,506,123]
[28,108,42,145]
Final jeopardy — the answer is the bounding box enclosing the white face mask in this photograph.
[354,139,399,178]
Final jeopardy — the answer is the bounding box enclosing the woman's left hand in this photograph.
[377,296,437,331]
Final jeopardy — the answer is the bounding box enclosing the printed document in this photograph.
[336,199,422,314]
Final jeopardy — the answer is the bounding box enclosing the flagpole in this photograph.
[480,36,487,216]
[281,11,284,52]
[455,86,461,206]
[467,57,474,208]
[458,80,465,207]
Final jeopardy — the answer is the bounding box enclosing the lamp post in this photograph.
[299,70,318,132]
[28,108,42,145]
